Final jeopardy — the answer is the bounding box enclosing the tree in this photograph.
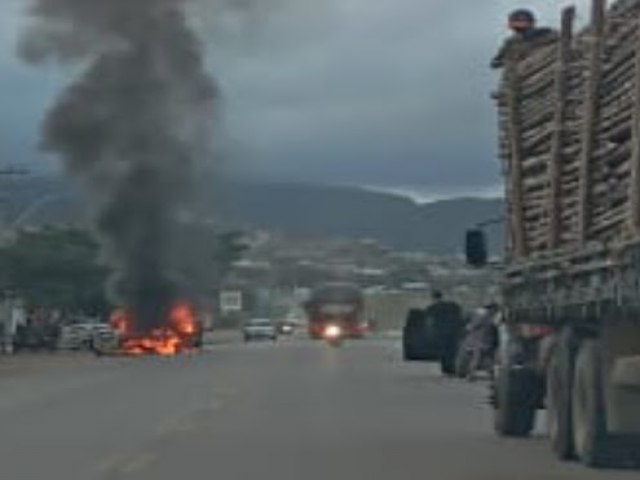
[0,227,110,315]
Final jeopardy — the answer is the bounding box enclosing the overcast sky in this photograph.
[1,0,592,201]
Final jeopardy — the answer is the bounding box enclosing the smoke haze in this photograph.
[19,0,217,331]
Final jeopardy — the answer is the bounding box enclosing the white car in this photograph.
[58,322,117,351]
[243,319,277,342]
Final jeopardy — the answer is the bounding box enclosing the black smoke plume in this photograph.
[19,0,217,332]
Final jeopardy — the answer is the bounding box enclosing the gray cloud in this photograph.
[2,0,592,197]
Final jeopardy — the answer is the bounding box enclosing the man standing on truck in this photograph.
[425,291,464,376]
[491,9,558,69]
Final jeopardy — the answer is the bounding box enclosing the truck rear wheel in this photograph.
[403,348,419,361]
[547,329,576,460]
[402,341,422,361]
[494,366,537,437]
[572,339,611,468]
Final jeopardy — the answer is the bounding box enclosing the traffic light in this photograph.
[465,229,488,267]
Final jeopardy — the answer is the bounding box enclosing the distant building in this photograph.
[219,290,243,314]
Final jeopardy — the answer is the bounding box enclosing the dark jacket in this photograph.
[425,300,464,345]
[491,27,558,69]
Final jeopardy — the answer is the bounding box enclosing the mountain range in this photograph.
[0,176,504,254]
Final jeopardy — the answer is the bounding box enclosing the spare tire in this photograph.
[494,365,537,437]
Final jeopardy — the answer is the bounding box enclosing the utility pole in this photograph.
[0,164,31,225]
[0,164,30,237]
[0,165,29,354]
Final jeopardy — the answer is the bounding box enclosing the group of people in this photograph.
[403,291,500,381]
[412,7,555,378]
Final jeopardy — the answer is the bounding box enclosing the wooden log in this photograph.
[520,98,556,118]
[549,6,575,248]
[524,186,550,199]
[522,127,554,150]
[605,122,632,143]
[520,72,556,89]
[578,0,606,243]
[523,207,548,218]
[560,188,580,199]
[628,21,640,235]
[522,153,551,170]
[518,54,558,77]
[523,177,550,192]
[522,120,555,139]
[610,1,640,17]
[521,113,556,132]
[589,209,627,234]
[518,45,560,77]
[520,74,556,97]
[560,207,579,217]
[605,15,638,45]
[505,60,527,258]
[599,115,632,134]
[601,49,635,81]
[522,112,556,132]
[600,85,633,106]
[519,95,556,112]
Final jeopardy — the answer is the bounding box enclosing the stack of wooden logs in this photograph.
[497,39,569,254]
[589,0,640,243]
[497,0,640,258]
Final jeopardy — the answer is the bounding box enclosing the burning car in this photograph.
[98,303,203,356]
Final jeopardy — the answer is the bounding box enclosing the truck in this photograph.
[467,0,640,468]
[305,283,367,339]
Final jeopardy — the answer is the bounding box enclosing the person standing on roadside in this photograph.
[466,303,500,381]
[425,291,465,376]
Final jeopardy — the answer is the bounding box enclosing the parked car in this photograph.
[58,321,117,351]
[243,318,277,342]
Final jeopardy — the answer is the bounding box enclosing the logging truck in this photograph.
[467,0,640,468]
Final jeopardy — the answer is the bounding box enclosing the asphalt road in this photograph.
[0,336,637,480]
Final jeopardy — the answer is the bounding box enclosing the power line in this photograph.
[0,166,30,177]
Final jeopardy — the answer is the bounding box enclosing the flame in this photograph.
[170,302,197,336]
[121,330,183,357]
[109,303,199,356]
[109,309,131,335]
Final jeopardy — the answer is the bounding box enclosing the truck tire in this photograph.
[547,329,577,460]
[402,340,414,361]
[494,366,537,437]
[403,347,416,361]
[572,339,611,468]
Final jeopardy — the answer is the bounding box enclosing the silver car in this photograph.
[58,322,118,351]
[243,318,277,342]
